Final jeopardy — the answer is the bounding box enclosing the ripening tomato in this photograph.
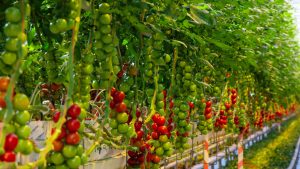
[53,140,64,152]
[152,155,160,163]
[206,101,212,108]
[53,111,61,123]
[4,133,18,151]
[115,102,127,113]
[136,130,144,140]
[0,77,10,92]
[67,104,81,119]
[66,132,80,145]
[66,119,80,133]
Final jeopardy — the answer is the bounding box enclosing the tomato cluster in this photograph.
[47,104,87,168]
[148,113,173,168]
[1,6,28,74]
[127,109,149,168]
[0,76,33,162]
[109,88,134,137]
[198,100,213,134]
[92,3,120,89]
[49,0,79,33]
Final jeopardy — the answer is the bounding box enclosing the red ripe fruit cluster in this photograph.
[127,108,148,167]
[234,116,239,125]
[0,133,18,162]
[51,104,81,152]
[110,87,127,113]
[214,110,227,129]
[230,89,237,105]
[151,113,170,139]
[204,101,213,120]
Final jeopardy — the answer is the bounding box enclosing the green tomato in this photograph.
[66,156,81,169]
[100,25,111,34]
[5,7,21,23]
[83,64,94,74]
[102,34,113,44]
[163,142,172,150]
[13,93,30,111]
[159,135,168,143]
[15,110,31,125]
[3,23,22,37]
[126,126,135,138]
[76,144,84,155]
[51,152,65,165]
[3,123,15,133]
[5,38,19,52]
[165,149,174,156]
[116,113,128,123]
[178,112,187,120]
[110,119,118,129]
[62,145,78,158]
[81,153,88,164]
[2,52,17,65]
[78,109,87,120]
[117,123,129,134]
[99,14,112,24]
[19,139,33,155]
[55,165,68,169]
[155,147,164,156]
[16,125,31,139]
[98,3,110,13]
[55,18,68,32]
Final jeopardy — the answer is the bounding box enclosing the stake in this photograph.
[203,134,209,169]
[237,133,244,169]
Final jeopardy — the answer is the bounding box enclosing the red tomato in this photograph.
[50,83,61,91]
[188,102,194,109]
[134,121,142,131]
[52,111,60,123]
[52,140,64,152]
[152,114,160,124]
[152,123,158,131]
[206,101,212,108]
[136,130,144,140]
[152,155,160,163]
[146,153,154,162]
[0,77,10,92]
[169,100,174,109]
[4,133,18,151]
[220,110,225,115]
[1,151,16,162]
[67,104,81,118]
[136,109,141,117]
[225,102,231,109]
[109,100,116,109]
[151,132,159,140]
[66,132,81,145]
[113,91,125,103]
[66,119,80,133]
[0,92,6,108]
[128,150,138,158]
[40,83,48,89]
[115,102,127,113]
[110,87,117,97]
[158,126,168,135]
[205,107,212,114]
[137,154,144,163]
[156,116,166,126]
[231,88,237,94]
[52,127,67,140]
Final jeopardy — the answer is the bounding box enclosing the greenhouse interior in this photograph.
[1,0,300,169]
